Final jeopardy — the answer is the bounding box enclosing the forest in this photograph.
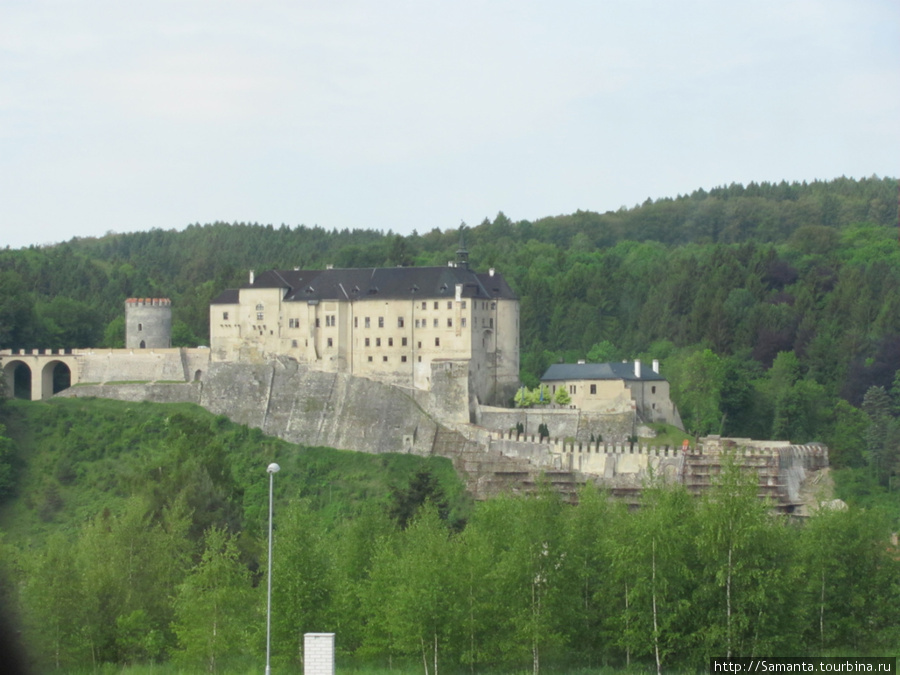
[1,175,899,671]
[0,398,898,674]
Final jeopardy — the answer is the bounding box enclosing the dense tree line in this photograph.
[4,467,898,672]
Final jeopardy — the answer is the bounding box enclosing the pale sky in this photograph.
[1,0,898,250]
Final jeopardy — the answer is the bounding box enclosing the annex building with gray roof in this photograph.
[541,359,682,428]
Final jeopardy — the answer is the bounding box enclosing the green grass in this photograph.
[639,423,691,448]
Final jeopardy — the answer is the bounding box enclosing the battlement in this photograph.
[125,297,171,306]
[490,429,684,457]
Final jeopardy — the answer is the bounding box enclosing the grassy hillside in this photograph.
[0,397,470,548]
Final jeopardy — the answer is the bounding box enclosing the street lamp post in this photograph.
[265,462,280,675]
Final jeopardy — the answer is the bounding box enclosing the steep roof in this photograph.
[541,362,666,382]
[211,266,517,304]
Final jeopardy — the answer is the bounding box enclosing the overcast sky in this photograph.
[1,0,898,250]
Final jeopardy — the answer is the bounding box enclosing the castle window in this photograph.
[433,318,438,328]
[418,356,422,362]
[433,302,438,310]
[382,356,388,362]
[417,341,422,349]
[401,337,407,346]
[378,316,384,328]
[590,384,597,395]
[326,315,335,327]
[368,356,373,362]
[257,312,264,321]
[327,337,333,348]
[447,301,452,309]
[652,386,657,394]
[401,355,407,362]
[365,317,371,328]
[354,317,358,328]
[491,302,496,310]
[461,301,466,309]
[315,318,320,328]
[289,318,300,328]
[138,323,143,331]
[222,312,229,320]
[365,338,370,347]
[292,340,298,348]
[461,318,467,327]
[489,318,493,328]
[256,303,264,311]
[570,385,576,394]
[447,318,453,328]
[415,319,420,328]
[421,302,427,310]
[435,337,440,347]
[388,337,393,347]
[397,317,404,328]
[376,338,381,347]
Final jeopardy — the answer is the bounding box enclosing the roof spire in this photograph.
[456,222,469,269]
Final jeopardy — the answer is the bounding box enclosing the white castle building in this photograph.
[208,247,520,407]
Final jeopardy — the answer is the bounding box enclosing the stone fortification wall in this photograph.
[53,354,831,509]
[61,382,201,404]
[199,359,440,456]
[76,348,211,384]
[477,404,636,442]
[486,430,684,484]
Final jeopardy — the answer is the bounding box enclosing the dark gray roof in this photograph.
[210,288,240,304]
[211,266,517,304]
[541,362,666,382]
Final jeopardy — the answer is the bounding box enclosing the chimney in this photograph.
[249,270,255,284]
[634,359,641,378]
[652,359,659,374]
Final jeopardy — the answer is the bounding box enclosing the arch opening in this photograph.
[48,361,72,395]
[8,362,32,400]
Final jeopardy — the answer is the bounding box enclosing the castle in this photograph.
[0,247,829,508]
[208,243,519,408]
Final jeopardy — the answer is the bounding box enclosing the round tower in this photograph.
[125,298,172,349]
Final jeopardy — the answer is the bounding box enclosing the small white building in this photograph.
[540,359,683,428]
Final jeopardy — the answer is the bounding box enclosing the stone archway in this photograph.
[42,360,72,397]
[5,361,32,399]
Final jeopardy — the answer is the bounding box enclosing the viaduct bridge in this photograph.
[0,349,83,401]
[0,347,210,401]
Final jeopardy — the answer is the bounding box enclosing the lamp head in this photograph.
[267,463,281,474]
